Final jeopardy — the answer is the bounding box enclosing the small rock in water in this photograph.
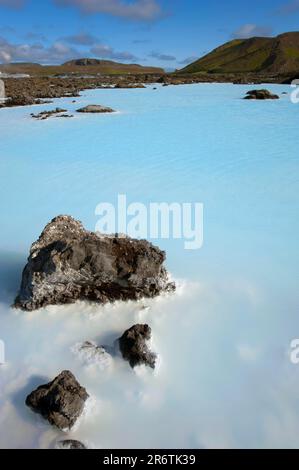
[56,440,87,449]
[243,89,279,100]
[25,370,89,430]
[119,324,157,369]
[72,341,113,370]
[76,104,114,113]
[55,114,73,118]
[31,107,68,120]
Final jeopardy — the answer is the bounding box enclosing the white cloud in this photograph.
[149,50,176,61]
[0,36,138,64]
[0,37,81,64]
[62,33,98,46]
[90,43,137,61]
[55,0,163,21]
[232,24,273,39]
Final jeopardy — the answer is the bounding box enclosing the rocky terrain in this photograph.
[1,67,296,110]
[25,370,89,430]
[0,71,296,110]
[14,215,175,311]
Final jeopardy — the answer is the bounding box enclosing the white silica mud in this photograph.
[0,84,299,448]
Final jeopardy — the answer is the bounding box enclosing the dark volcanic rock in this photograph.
[56,440,87,449]
[76,104,114,113]
[25,370,89,430]
[14,215,174,311]
[244,89,279,100]
[31,107,68,120]
[5,93,35,107]
[119,324,157,369]
[114,83,145,89]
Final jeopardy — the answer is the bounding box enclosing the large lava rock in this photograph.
[244,89,279,100]
[76,104,114,113]
[119,324,157,369]
[25,370,89,430]
[14,215,174,311]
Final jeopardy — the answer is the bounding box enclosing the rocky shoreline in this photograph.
[0,71,295,109]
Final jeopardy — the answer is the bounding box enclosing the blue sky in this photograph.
[0,0,298,69]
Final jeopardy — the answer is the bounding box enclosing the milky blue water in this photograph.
[0,83,299,449]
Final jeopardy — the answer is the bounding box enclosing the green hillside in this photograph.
[179,32,299,75]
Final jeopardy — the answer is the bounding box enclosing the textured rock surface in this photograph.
[76,104,114,113]
[56,440,87,449]
[31,107,69,120]
[25,370,89,430]
[244,89,279,100]
[14,215,174,311]
[114,83,145,89]
[119,324,157,369]
[71,341,113,370]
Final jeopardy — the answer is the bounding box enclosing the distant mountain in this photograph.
[179,32,299,75]
[0,59,164,76]
[62,58,164,74]
[64,58,108,66]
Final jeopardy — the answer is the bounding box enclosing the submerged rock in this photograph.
[76,104,114,113]
[56,440,87,449]
[244,89,279,100]
[119,324,157,369]
[25,370,89,430]
[31,107,68,120]
[14,215,174,311]
[72,341,113,370]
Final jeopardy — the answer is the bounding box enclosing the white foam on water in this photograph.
[0,278,298,449]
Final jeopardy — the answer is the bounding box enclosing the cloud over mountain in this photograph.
[149,50,176,61]
[232,24,273,39]
[90,43,137,61]
[0,37,80,63]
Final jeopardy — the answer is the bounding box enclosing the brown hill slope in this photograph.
[0,59,164,76]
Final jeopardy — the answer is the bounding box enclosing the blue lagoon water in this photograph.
[0,84,299,448]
